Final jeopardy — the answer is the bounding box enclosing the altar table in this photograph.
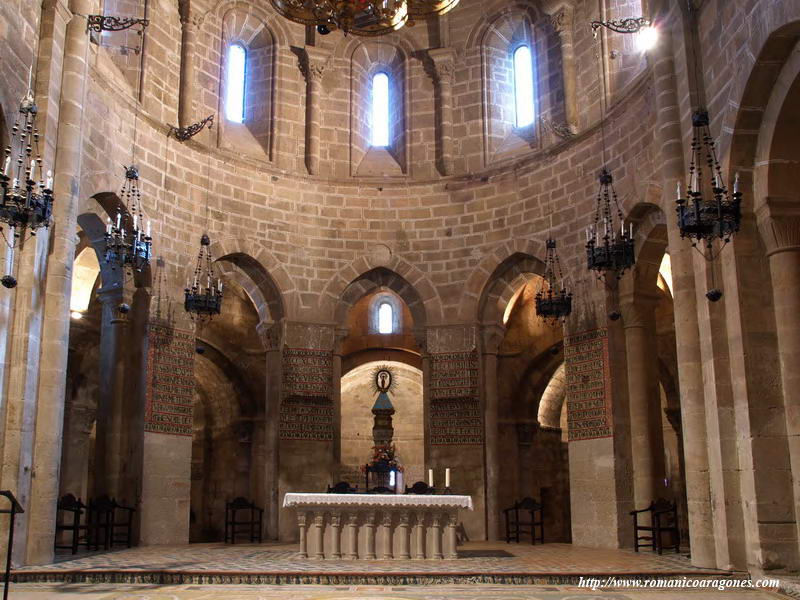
[283,493,473,559]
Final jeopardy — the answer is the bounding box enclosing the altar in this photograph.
[283,493,473,559]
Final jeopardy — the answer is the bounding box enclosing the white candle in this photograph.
[29,160,35,181]
[46,170,53,189]
[106,217,112,234]
[12,178,18,189]
[714,173,721,189]
[629,222,633,238]
[428,469,434,487]
[146,221,151,237]
[733,172,740,194]
[217,279,222,292]
[2,157,10,176]
[445,468,450,488]
[116,213,121,229]
[5,227,14,274]
[691,171,698,193]
[676,181,681,199]
[133,214,138,230]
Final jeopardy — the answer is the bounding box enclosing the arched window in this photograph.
[226,44,247,123]
[371,72,390,147]
[377,301,393,334]
[513,45,535,128]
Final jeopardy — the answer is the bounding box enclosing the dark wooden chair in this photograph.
[86,495,115,551]
[327,481,357,494]
[368,486,394,494]
[503,497,544,544]
[224,497,263,544]
[405,481,435,495]
[631,498,680,554]
[110,498,136,548]
[54,494,87,554]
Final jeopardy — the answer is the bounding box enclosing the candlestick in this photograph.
[733,172,740,194]
[5,227,15,274]
[428,469,433,487]
[445,468,450,488]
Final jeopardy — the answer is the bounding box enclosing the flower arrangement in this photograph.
[362,443,404,472]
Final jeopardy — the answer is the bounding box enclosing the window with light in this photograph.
[226,44,247,123]
[371,72,390,147]
[377,302,393,334]
[513,45,535,128]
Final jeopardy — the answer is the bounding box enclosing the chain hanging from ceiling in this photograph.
[0,85,54,289]
[270,0,459,37]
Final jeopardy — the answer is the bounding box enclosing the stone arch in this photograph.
[465,0,543,50]
[458,238,545,321]
[213,0,289,47]
[538,362,566,429]
[619,202,668,297]
[320,254,443,326]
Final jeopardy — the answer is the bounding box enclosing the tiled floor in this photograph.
[4,582,785,599]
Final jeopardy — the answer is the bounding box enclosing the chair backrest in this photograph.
[57,493,84,512]
[369,486,393,494]
[652,497,675,512]
[92,494,115,512]
[227,497,252,510]
[516,497,541,511]
[328,481,355,494]
[406,481,433,495]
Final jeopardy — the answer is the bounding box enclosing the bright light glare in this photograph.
[637,25,658,52]
[226,44,246,123]
[513,45,535,127]
[378,302,393,333]
[371,73,390,146]
[389,471,396,487]
[70,311,83,320]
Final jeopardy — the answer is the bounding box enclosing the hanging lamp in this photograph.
[104,165,152,272]
[536,239,572,321]
[184,234,223,320]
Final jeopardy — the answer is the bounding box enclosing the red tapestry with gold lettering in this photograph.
[564,328,613,441]
[429,351,483,445]
[145,323,195,436]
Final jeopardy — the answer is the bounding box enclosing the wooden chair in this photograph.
[54,494,87,554]
[368,486,394,494]
[327,481,357,494]
[631,498,680,554]
[224,497,263,544]
[110,498,136,548]
[405,481,435,495]
[86,495,115,551]
[503,497,544,544]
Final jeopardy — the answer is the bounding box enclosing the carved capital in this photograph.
[178,0,205,28]
[347,512,359,526]
[299,47,331,84]
[364,512,376,526]
[69,405,97,434]
[256,320,283,352]
[331,513,341,527]
[297,511,308,527]
[399,511,411,526]
[549,5,574,35]
[480,323,506,355]
[756,197,800,257]
[314,513,325,526]
[381,513,393,527]
[412,327,427,353]
[427,47,456,86]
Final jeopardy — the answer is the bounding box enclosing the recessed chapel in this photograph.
[0,0,799,597]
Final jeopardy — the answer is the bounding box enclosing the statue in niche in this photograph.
[364,365,403,492]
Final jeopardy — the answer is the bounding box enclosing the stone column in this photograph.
[312,512,325,559]
[94,286,130,498]
[428,48,456,175]
[298,47,330,176]
[549,4,579,134]
[332,327,348,481]
[649,27,716,568]
[414,512,426,559]
[177,0,204,128]
[24,0,98,565]
[257,320,283,540]
[621,294,666,512]
[481,325,504,541]
[445,511,458,559]
[364,512,377,559]
[380,512,393,559]
[346,512,359,559]
[330,513,342,559]
[757,198,800,555]
[59,405,96,501]
[397,511,411,559]
[298,511,308,558]
[430,513,443,559]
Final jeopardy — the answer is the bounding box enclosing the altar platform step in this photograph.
[12,542,739,586]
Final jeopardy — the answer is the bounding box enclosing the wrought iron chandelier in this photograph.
[676,110,742,255]
[586,168,635,279]
[536,239,572,321]
[104,166,152,273]
[270,0,459,36]
[184,234,223,320]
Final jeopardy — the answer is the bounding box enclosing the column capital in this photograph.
[298,47,331,83]
[756,196,800,257]
[178,0,205,28]
[256,320,284,352]
[619,291,661,329]
[480,323,506,355]
[427,47,456,86]
[547,4,574,36]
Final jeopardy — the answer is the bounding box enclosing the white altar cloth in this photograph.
[283,493,473,559]
[283,493,473,510]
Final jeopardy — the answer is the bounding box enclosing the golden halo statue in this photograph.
[372,364,396,395]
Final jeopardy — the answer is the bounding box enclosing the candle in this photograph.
[116,213,121,229]
[2,157,9,176]
[133,214,138,230]
[29,159,35,181]
[690,171,697,193]
[5,227,14,274]
[445,468,450,488]
[629,222,633,238]
[146,221,151,237]
[733,172,740,194]
[106,217,112,235]
[217,279,222,292]
[46,170,53,189]
[428,469,434,487]
[714,173,721,189]
[12,178,17,189]
[676,181,681,199]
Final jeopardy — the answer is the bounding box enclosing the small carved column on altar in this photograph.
[445,511,458,559]
[298,47,330,175]
[397,511,411,559]
[430,513,443,559]
[414,512,426,559]
[330,513,342,558]
[364,512,377,559]
[298,511,308,558]
[346,512,359,559]
[380,512,394,559]
[312,513,325,559]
